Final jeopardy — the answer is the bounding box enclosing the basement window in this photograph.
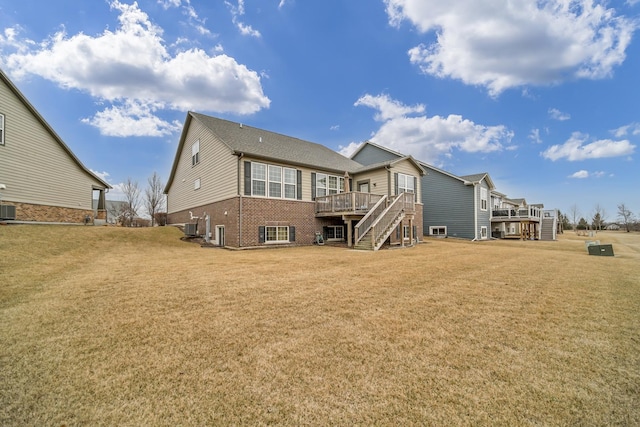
[430,226,447,236]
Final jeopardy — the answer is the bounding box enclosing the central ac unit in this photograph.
[184,223,198,236]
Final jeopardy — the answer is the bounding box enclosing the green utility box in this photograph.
[587,244,614,256]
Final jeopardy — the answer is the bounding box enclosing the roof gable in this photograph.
[0,68,110,189]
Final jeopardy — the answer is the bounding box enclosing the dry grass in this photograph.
[1,225,639,426]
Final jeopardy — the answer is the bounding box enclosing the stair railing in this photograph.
[354,196,387,245]
[368,195,406,250]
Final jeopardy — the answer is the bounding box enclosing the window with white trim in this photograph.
[191,140,200,166]
[284,168,296,199]
[325,226,343,241]
[252,162,267,196]
[269,166,297,199]
[398,173,415,194]
[268,165,282,197]
[315,173,344,198]
[0,114,5,145]
[480,187,488,211]
[481,226,488,239]
[403,225,411,240]
[430,226,447,236]
[266,226,289,243]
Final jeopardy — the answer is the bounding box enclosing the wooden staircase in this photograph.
[353,194,410,251]
[540,216,556,240]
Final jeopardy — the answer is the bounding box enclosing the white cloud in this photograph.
[354,93,513,163]
[569,170,589,178]
[81,101,182,137]
[386,0,637,95]
[330,124,340,131]
[225,0,261,37]
[278,0,288,9]
[90,169,112,183]
[612,122,640,137]
[529,128,542,144]
[338,142,361,157]
[542,131,636,161]
[548,108,570,121]
[1,1,269,137]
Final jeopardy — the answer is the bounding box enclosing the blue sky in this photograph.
[1,0,638,222]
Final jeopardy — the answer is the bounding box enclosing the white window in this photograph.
[266,226,289,243]
[252,162,266,196]
[398,173,415,194]
[430,226,447,236]
[316,173,344,198]
[191,140,200,166]
[325,226,343,241]
[316,173,327,197]
[480,187,488,211]
[194,178,201,190]
[481,226,487,239]
[0,114,4,145]
[284,168,297,199]
[268,165,282,197]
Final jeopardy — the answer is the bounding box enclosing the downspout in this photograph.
[237,153,244,247]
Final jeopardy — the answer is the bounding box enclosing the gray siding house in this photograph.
[0,68,110,223]
[352,142,496,240]
[165,113,425,250]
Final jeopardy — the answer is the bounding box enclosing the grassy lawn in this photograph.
[1,225,639,426]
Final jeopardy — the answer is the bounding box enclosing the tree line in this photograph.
[559,202,638,233]
[110,172,166,227]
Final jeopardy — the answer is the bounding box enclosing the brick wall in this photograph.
[3,202,94,223]
[168,196,342,248]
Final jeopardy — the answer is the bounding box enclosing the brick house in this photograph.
[0,68,110,223]
[164,112,424,250]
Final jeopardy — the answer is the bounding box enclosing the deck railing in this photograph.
[315,192,384,215]
[492,206,541,221]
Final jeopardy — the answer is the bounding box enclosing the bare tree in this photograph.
[144,172,165,227]
[617,203,635,232]
[121,178,141,227]
[568,204,581,232]
[592,203,606,230]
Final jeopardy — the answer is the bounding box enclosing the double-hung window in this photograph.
[268,165,282,197]
[316,173,327,197]
[315,173,344,198]
[191,140,200,166]
[284,168,297,199]
[397,173,415,194]
[480,187,488,211]
[252,162,267,196]
[0,114,5,145]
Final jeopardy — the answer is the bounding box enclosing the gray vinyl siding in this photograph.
[166,119,238,214]
[422,169,476,239]
[0,77,104,209]
[352,144,400,166]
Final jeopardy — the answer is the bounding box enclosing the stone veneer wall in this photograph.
[4,202,94,223]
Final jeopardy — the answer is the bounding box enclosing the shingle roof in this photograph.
[191,112,363,173]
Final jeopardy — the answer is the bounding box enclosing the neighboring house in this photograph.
[351,142,495,240]
[165,112,424,250]
[0,68,110,223]
[351,141,557,241]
